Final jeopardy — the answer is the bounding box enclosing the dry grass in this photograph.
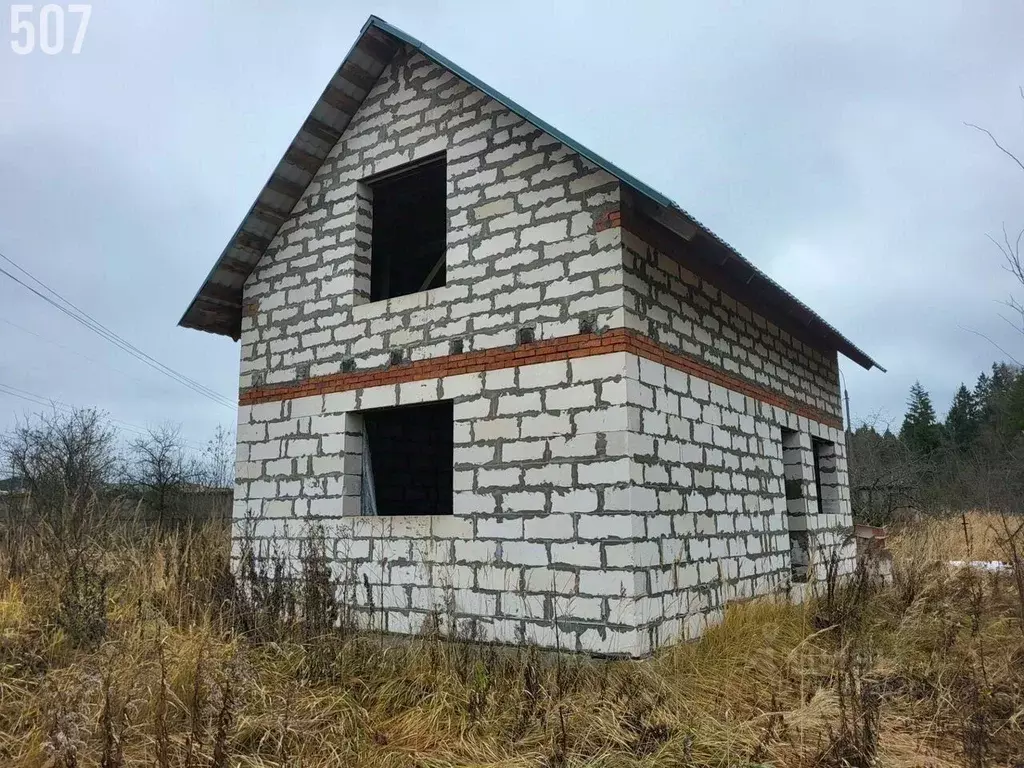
[0,511,1023,767]
[887,511,1014,563]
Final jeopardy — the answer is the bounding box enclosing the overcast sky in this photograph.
[1,0,1021,449]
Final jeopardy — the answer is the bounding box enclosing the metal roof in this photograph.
[179,15,881,372]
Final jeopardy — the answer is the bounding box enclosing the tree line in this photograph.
[0,407,233,526]
[849,361,1024,523]
[850,94,1024,524]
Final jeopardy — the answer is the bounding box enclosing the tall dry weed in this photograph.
[0,507,1022,766]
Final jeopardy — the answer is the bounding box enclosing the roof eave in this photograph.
[627,196,882,372]
[177,16,401,336]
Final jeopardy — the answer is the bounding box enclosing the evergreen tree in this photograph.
[849,364,1024,523]
[973,363,1024,440]
[1006,369,1024,435]
[976,364,1017,426]
[973,371,990,416]
[944,384,978,451]
[900,381,941,456]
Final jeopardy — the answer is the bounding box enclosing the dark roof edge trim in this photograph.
[176,17,398,338]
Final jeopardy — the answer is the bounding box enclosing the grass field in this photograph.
[0,511,1022,767]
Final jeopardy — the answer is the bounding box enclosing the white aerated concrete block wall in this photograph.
[237,353,657,656]
[231,38,856,657]
[618,354,854,653]
[621,228,842,418]
[235,348,854,657]
[239,46,625,391]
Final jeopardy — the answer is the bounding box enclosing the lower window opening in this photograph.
[360,401,453,517]
[781,427,810,583]
[812,438,835,517]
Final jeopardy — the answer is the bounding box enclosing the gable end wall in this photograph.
[239,46,624,390]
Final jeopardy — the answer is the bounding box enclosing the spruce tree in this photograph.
[1006,368,1024,435]
[976,364,1016,425]
[973,371,991,414]
[973,363,1024,439]
[900,381,941,456]
[944,384,978,451]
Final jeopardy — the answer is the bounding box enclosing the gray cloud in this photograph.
[1,0,1020,445]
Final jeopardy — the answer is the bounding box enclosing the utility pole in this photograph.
[840,370,853,466]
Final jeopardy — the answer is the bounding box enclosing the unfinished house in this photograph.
[180,16,880,657]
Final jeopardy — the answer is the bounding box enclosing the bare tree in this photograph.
[962,94,1024,513]
[1000,225,1024,336]
[124,424,197,526]
[197,425,234,490]
[0,407,120,517]
[966,86,1024,338]
[848,414,931,524]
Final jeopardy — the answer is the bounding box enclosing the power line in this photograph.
[0,382,150,438]
[1,316,161,390]
[0,381,210,450]
[0,260,235,409]
[0,251,235,410]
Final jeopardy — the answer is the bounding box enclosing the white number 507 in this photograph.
[10,4,92,55]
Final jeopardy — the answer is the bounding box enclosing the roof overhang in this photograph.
[179,15,882,372]
[178,19,402,339]
[621,191,882,371]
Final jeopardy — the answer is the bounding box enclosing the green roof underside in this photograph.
[178,15,881,372]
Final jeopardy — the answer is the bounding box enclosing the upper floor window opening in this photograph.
[368,153,447,302]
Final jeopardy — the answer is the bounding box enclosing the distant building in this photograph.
[0,477,26,495]
[180,16,880,656]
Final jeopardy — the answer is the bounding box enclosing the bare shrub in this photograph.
[55,549,108,650]
[124,424,197,527]
[1,407,119,521]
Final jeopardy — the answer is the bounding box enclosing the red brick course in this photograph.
[239,329,842,429]
[594,208,622,232]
